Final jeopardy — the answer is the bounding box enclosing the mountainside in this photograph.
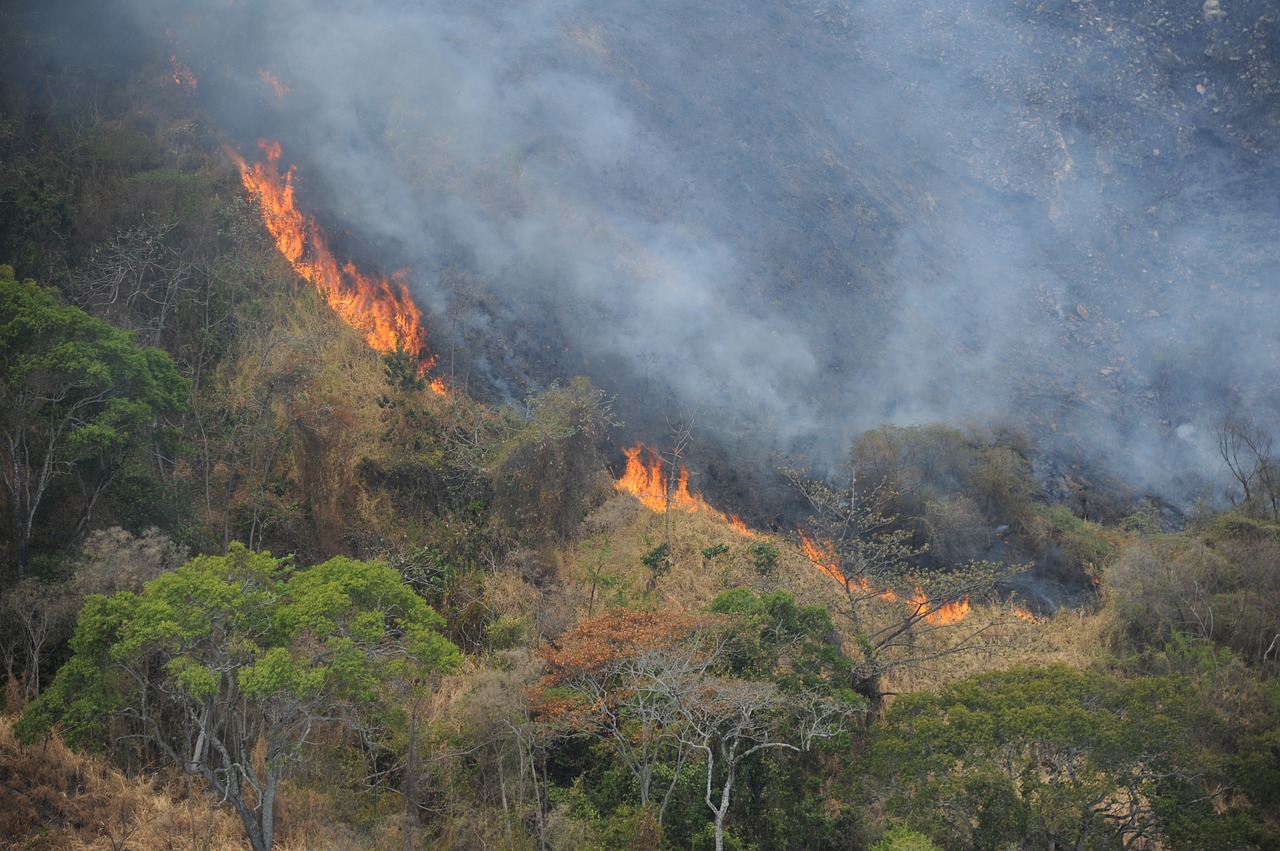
[17,0,1275,508]
[2,3,1279,850]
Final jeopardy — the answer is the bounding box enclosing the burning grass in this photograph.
[613,442,758,536]
[229,139,445,393]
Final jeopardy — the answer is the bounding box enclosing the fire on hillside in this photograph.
[615,443,756,536]
[229,139,445,393]
[798,531,973,625]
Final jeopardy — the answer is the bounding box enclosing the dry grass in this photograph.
[0,715,244,851]
[879,602,1112,700]
[560,493,1110,700]
[563,493,784,616]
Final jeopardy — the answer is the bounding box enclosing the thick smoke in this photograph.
[91,0,1280,500]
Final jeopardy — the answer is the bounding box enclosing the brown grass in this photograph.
[0,715,244,851]
[560,493,1110,698]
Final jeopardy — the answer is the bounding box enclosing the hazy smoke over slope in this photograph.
[115,0,1280,498]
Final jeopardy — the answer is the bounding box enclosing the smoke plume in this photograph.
[44,0,1280,503]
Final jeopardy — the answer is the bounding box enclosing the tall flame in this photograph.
[800,531,974,624]
[615,443,757,536]
[615,444,700,512]
[229,140,443,391]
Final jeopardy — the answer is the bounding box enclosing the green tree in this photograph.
[534,595,860,849]
[0,266,188,577]
[18,544,461,851]
[863,664,1264,850]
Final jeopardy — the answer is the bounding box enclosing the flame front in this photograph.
[258,69,290,99]
[799,533,849,586]
[913,592,971,625]
[615,443,757,535]
[800,532,973,623]
[230,140,442,390]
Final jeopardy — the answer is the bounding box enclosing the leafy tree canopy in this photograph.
[18,544,461,851]
[866,663,1277,850]
[0,265,188,577]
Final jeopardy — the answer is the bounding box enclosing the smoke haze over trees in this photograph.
[9,0,1280,505]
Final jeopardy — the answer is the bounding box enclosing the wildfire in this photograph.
[229,140,443,392]
[615,443,757,536]
[798,533,850,586]
[170,56,198,90]
[797,532,899,600]
[800,531,976,624]
[258,69,289,99]
[914,592,971,625]
[1013,605,1038,622]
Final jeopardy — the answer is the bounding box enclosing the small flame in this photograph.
[229,140,441,388]
[615,443,756,535]
[798,532,895,599]
[171,56,198,90]
[800,532,972,623]
[913,592,971,625]
[258,69,290,99]
[1013,605,1038,622]
[798,532,848,585]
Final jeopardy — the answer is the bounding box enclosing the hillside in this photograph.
[2,2,1280,850]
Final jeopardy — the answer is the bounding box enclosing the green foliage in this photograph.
[701,542,731,563]
[641,541,671,585]
[850,422,1038,551]
[19,544,460,851]
[0,176,74,280]
[870,826,943,851]
[1106,517,1280,669]
[487,377,616,543]
[380,346,426,397]
[865,663,1273,850]
[0,266,188,576]
[1040,503,1114,582]
[746,540,779,577]
[709,588,854,697]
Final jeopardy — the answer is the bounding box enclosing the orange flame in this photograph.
[1013,605,1038,622]
[171,56,198,90]
[913,592,971,625]
[615,443,757,536]
[258,69,290,99]
[229,140,442,390]
[800,532,975,623]
[798,532,849,586]
[797,532,896,599]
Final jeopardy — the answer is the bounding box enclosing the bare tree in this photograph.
[662,412,698,515]
[783,464,1014,712]
[1216,410,1279,520]
[532,610,722,823]
[70,218,196,349]
[0,579,76,703]
[672,679,851,851]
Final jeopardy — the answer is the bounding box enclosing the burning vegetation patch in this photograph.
[229,139,445,393]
